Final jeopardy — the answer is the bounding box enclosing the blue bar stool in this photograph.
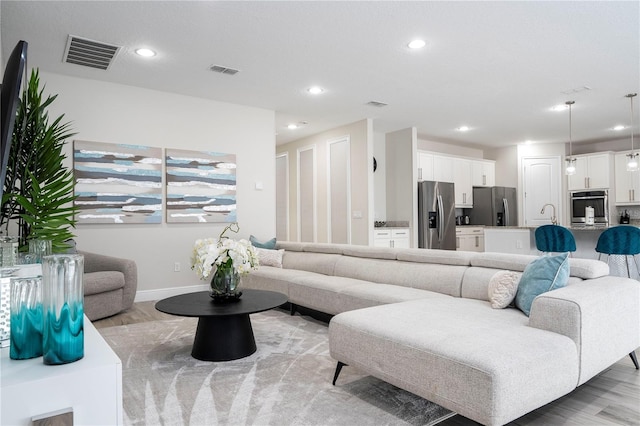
[595,225,640,278]
[595,225,640,369]
[535,225,576,255]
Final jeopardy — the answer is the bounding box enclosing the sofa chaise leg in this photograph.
[630,351,639,369]
[289,303,297,316]
[332,361,347,385]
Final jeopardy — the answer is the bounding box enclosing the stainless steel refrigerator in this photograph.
[469,186,517,226]
[418,181,456,250]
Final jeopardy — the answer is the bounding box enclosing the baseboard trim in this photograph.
[134,284,208,302]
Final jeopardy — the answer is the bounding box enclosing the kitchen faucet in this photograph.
[540,203,557,225]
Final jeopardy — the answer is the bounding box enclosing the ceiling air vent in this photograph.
[366,101,388,107]
[63,35,121,70]
[210,65,240,75]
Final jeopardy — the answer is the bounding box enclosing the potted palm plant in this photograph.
[0,69,77,253]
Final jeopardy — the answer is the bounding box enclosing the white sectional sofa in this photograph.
[241,242,640,426]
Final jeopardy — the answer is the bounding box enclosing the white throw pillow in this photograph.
[256,248,284,268]
[488,270,522,309]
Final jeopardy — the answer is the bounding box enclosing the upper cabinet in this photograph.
[417,152,434,182]
[417,151,495,208]
[567,153,612,191]
[453,158,473,207]
[433,154,454,183]
[471,160,495,187]
[614,151,640,205]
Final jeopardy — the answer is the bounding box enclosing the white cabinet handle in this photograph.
[482,175,486,186]
[456,237,460,249]
[475,236,480,247]
[418,168,422,181]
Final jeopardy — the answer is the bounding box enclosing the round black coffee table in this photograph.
[155,289,288,361]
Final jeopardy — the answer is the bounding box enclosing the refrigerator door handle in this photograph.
[437,194,444,242]
[503,198,509,226]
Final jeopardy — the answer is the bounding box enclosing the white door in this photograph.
[523,157,562,227]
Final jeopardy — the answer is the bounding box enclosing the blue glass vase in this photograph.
[42,254,84,365]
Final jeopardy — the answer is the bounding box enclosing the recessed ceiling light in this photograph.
[287,124,298,130]
[407,39,426,49]
[613,125,626,131]
[524,140,534,145]
[550,104,569,112]
[135,48,156,57]
[456,126,470,132]
[307,86,324,95]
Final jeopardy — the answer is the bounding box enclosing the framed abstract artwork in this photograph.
[165,149,237,223]
[73,140,163,224]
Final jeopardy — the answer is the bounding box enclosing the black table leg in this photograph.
[191,314,257,361]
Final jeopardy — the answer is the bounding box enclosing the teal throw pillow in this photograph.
[515,252,570,316]
[250,235,277,250]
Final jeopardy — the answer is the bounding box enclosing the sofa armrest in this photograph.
[529,276,640,385]
[79,251,138,310]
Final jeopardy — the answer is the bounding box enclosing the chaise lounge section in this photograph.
[241,242,640,426]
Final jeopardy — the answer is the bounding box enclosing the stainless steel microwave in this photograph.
[570,190,608,225]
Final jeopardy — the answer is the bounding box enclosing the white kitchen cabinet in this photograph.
[456,227,484,252]
[373,228,410,248]
[614,151,640,205]
[418,152,434,182]
[567,153,612,190]
[433,155,454,183]
[471,160,495,187]
[453,158,473,207]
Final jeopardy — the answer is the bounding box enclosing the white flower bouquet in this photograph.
[190,223,259,285]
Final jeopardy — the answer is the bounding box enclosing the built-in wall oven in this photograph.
[570,190,608,225]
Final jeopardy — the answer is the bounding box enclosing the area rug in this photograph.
[99,309,454,425]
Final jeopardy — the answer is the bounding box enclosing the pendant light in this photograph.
[565,101,576,175]
[626,93,638,172]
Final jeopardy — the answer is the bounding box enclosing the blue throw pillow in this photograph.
[515,252,570,316]
[250,235,277,250]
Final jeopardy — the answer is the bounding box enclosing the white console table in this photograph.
[1,316,123,425]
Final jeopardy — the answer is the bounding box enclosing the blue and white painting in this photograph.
[73,140,163,224]
[165,149,237,223]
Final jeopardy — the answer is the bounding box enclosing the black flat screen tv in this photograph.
[1,40,28,204]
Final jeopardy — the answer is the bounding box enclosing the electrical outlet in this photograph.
[516,240,523,249]
[174,262,181,272]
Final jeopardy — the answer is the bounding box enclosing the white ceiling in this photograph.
[1,1,639,148]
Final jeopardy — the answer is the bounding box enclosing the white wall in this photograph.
[417,138,484,158]
[385,128,417,245]
[40,71,276,300]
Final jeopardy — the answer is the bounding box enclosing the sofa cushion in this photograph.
[256,248,284,268]
[396,248,473,266]
[241,266,317,295]
[515,253,570,316]
[567,258,609,279]
[281,251,341,276]
[84,271,125,296]
[250,235,277,249]
[342,245,397,260]
[488,270,522,309]
[302,243,347,255]
[334,256,465,297]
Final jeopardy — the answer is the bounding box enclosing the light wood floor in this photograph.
[94,302,640,426]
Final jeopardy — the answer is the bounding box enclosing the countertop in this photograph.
[374,221,410,228]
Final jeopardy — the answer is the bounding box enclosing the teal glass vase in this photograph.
[42,254,84,365]
[9,276,43,360]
